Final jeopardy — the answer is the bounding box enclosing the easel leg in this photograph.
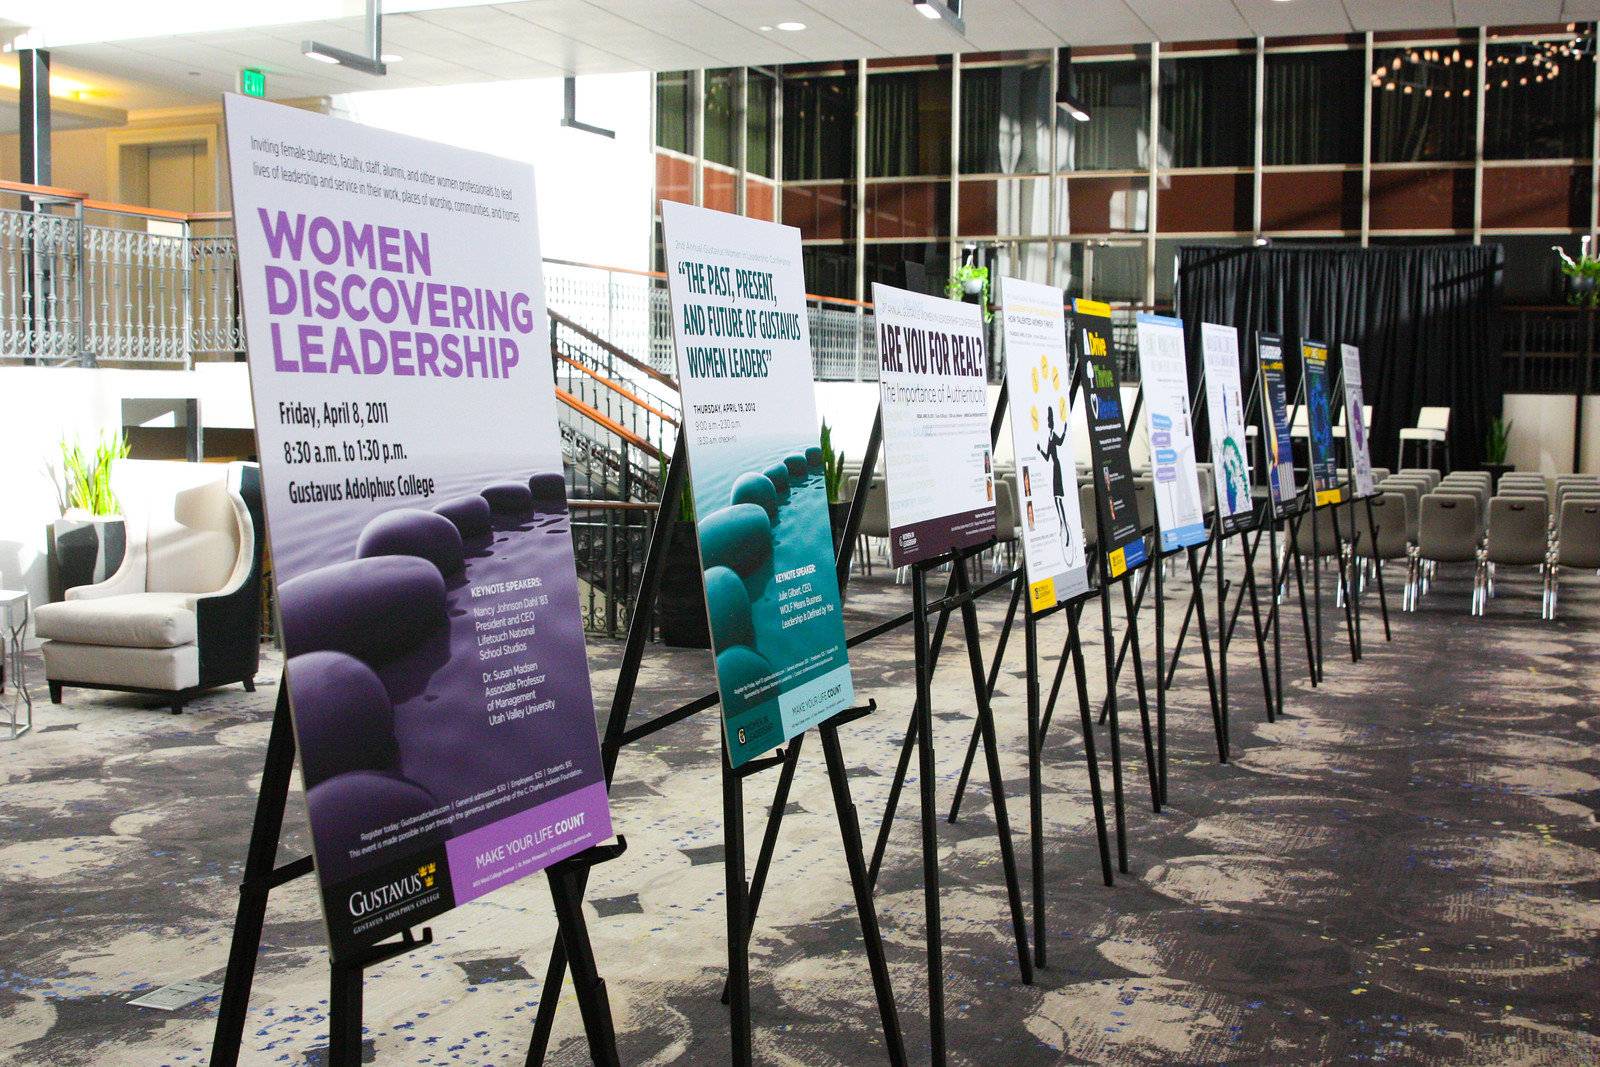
[1365,500,1392,640]
[1154,546,1167,807]
[723,749,753,1067]
[911,564,948,1066]
[211,684,310,1067]
[952,565,1032,985]
[546,861,622,1067]
[949,574,1023,822]
[869,577,960,885]
[1120,576,1160,814]
[1025,602,1046,968]
[1068,603,1114,888]
[819,722,909,1067]
[327,958,364,1067]
[1097,577,1129,875]
[1186,545,1226,764]
[1287,514,1318,686]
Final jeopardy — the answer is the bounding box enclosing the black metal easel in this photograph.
[209,685,625,1067]
[525,431,908,1067]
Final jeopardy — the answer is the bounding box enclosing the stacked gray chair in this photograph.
[1547,498,1600,618]
[1408,493,1482,611]
[1475,496,1550,617]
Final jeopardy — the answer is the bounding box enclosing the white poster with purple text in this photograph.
[1341,343,1376,498]
[873,283,996,567]
[225,94,611,956]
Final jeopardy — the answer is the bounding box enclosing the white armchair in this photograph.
[34,460,264,714]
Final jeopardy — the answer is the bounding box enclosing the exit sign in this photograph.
[240,69,266,97]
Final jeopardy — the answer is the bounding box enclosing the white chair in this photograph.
[1398,407,1451,472]
[34,460,263,714]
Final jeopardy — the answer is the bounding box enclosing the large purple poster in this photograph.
[224,94,611,955]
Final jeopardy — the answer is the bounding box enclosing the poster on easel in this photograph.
[1200,322,1254,534]
[998,276,1090,611]
[224,93,612,956]
[1136,312,1207,552]
[1302,340,1342,505]
[873,282,997,568]
[1257,333,1299,520]
[660,201,855,770]
[1341,343,1376,498]
[1076,299,1148,577]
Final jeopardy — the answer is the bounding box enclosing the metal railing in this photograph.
[1502,306,1599,394]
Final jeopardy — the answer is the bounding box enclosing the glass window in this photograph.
[865,241,952,296]
[748,70,776,177]
[867,68,953,178]
[704,68,739,168]
[1371,47,1475,162]
[1159,53,1255,169]
[1065,60,1150,171]
[656,71,692,154]
[1264,50,1365,165]
[958,62,1053,175]
[1086,242,1146,304]
[802,243,857,301]
[783,73,856,181]
[1484,41,1594,160]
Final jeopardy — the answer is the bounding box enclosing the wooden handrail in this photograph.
[0,177,237,224]
[0,177,91,201]
[568,499,661,511]
[555,387,667,464]
[553,350,680,427]
[549,308,680,391]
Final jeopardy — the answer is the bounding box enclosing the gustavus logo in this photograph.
[348,861,436,918]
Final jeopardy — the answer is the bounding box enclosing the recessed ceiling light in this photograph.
[776,21,806,31]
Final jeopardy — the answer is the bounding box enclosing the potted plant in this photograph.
[945,261,993,322]
[44,432,129,602]
[820,419,850,547]
[1483,415,1514,490]
[654,453,711,648]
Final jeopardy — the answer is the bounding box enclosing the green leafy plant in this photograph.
[1485,416,1513,465]
[945,262,993,321]
[820,419,847,503]
[47,432,129,517]
[658,450,694,522]
[1553,237,1600,309]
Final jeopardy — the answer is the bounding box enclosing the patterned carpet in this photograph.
[1,540,1597,1066]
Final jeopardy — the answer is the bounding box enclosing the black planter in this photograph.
[828,500,851,551]
[46,517,126,602]
[656,520,710,648]
[1481,463,1514,492]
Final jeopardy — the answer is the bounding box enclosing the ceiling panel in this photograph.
[1340,0,1457,32]
[1122,0,1254,43]
[1015,1,1156,46]
[1231,0,1357,38]
[1453,0,1564,26]
[38,0,1594,113]
[790,0,983,56]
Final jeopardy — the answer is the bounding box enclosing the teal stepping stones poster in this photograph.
[660,201,855,769]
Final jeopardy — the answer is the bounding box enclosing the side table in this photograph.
[1,590,31,741]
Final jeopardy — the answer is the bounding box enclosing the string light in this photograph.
[1369,27,1590,98]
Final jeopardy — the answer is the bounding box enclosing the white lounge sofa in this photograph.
[34,460,264,714]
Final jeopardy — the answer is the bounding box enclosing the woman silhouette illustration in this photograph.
[1037,406,1071,550]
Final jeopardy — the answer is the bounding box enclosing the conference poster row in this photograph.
[223,94,1377,956]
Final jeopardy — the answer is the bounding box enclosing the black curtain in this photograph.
[1175,243,1504,472]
